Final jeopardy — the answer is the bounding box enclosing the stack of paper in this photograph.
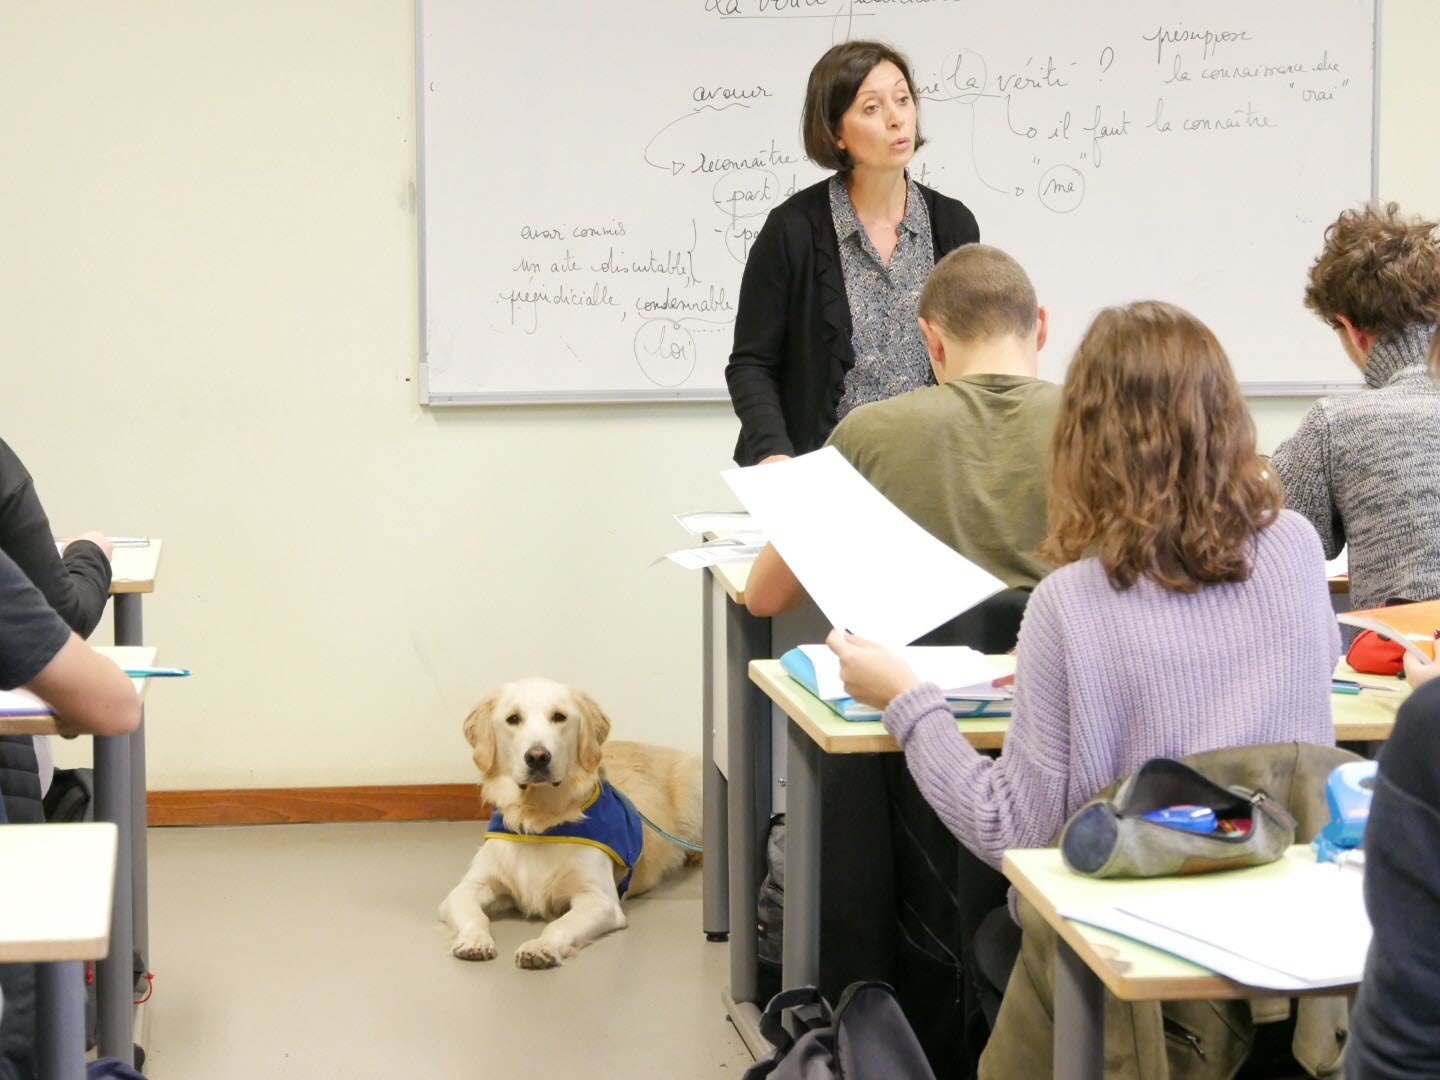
[723,448,1005,646]
[782,644,1011,721]
[0,688,51,717]
[1062,860,1371,991]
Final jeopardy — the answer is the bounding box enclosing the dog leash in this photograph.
[612,787,704,854]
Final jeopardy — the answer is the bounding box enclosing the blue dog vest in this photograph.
[485,780,645,897]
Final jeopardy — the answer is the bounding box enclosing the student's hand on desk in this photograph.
[758,454,792,466]
[72,531,114,561]
[1403,648,1440,689]
[826,629,921,710]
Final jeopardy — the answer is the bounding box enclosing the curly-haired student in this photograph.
[1270,203,1440,609]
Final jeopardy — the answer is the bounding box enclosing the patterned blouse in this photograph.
[829,174,936,421]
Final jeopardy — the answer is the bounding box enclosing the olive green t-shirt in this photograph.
[826,374,1060,589]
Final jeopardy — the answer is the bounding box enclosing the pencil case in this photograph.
[1059,757,1297,879]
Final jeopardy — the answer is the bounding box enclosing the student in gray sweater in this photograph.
[1270,203,1440,610]
[828,301,1340,871]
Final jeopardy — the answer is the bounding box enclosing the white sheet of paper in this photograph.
[674,511,759,538]
[792,643,999,700]
[1325,550,1348,577]
[662,541,767,570]
[0,688,51,717]
[722,448,1006,646]
[1063,861,1370,990]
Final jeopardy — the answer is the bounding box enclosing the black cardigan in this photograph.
[1348,678,1440,1079]
[724,178,980,466]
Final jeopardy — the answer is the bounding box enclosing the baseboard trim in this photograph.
[147,784,489,826]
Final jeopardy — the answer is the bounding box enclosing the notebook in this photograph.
[780,644,1013,721]
[0,688,52,717]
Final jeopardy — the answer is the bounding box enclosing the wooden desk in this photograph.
[0,645,155,1068]
[1003,846,1361,1080]
[1332,659,1407,741]
[0,823,118,1080]
[746,656,1013,1008]
[745,653,1396,1023]
[108,540,162,596]
[702,557,830,1059]
[107,538,162,1067]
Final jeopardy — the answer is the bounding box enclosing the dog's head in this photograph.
[462,677,612,791]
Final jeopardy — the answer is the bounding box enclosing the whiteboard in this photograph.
[417,0,1377,405]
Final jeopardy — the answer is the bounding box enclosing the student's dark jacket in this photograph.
[724,178,980,466]
[0,437,110,637]
[1349,678,1440,1079]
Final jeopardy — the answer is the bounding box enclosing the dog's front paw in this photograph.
[514,938,567,970]
[451,934,498,962]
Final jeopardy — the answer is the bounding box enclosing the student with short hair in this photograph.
[745,243,1060,617]
[831,300,1339,871]
[1270,203,1440,610]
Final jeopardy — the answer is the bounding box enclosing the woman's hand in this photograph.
[759,454,792,466]
[826,628,921,710]
[1404,645,1440,689]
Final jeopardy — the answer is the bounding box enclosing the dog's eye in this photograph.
[504,714,521,726]
[550,711,567,724]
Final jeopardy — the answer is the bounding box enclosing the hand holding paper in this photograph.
[722,448,1005,646]
[826,629,921,710]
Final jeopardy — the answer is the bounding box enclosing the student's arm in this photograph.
[1269,407,1344,560]
[0,438,112,636]
[0,548,137,738]
[24,634,141,738]
[829,586,1073,867]
[725,214,795,466]
[744,543,808,617]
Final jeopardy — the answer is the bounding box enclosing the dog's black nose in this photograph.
[524,747,552,772]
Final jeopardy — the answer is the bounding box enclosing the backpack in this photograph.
[744,983,938,1080]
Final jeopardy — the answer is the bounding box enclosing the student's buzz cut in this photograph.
[919,245,1039,342]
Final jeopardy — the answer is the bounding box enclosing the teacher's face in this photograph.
[835,60,916,172]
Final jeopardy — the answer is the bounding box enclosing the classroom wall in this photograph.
[2,1,1438,790]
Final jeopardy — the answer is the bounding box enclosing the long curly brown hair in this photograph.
[1038,301,1282,592]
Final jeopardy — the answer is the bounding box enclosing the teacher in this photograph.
[725,40,980,466]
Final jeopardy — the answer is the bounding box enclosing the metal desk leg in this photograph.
[1054,937,1105,1080]
[780,719,821,990]
[113,594,147,987]
[93,731,133,1066]
[723,600,771,1056]
[701,574,729,941]
[36,961,86,1080]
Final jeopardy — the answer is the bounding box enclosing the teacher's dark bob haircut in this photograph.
[802,41,926,173]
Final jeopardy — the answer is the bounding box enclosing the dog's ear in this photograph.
[574,690,611,773]
[463,694,499,776]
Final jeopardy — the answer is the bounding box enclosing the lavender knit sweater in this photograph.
[883,510,1340,869]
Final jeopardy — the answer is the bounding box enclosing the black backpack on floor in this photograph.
[744,982,938,1080]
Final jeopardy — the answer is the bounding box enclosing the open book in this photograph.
[1337,599,1440,664]
[780,644,1013,721]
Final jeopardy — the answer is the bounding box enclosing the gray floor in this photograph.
[143,821,752,1079]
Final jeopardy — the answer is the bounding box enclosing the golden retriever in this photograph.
[439,677,702,969]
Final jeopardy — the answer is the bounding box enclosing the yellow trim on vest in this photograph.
[483,831,627,869]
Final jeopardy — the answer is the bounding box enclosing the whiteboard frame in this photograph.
[416,0,1383,406]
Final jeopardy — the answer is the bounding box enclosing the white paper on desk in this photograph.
[791,643,1000,700]
[722,448,1006,646]
[0,688,52,717]
[1063,861,1371,990]
[661,541,767,570]
[1325,550,1348,578]
[674,511,762,539]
